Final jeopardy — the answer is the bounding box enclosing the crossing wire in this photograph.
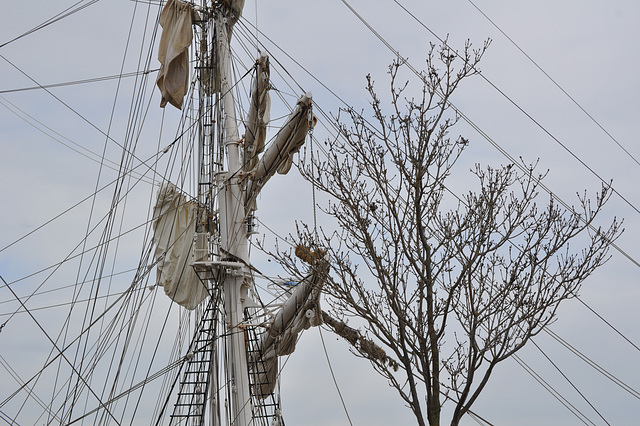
[530,339,611,425]
[387,0,640,217]
[0,0,101,49]
[0,69,159,94]
[0,276,121,425]
[318,327,354,426]
[511,354,594,425]
[465,0,640,169]
[544,327,640,400]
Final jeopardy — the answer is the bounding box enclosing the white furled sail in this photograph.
[152,183,208,310]
[245,93,316,210]
[244,53,271,172]
[250,255,329,398]
[156,0,196,109]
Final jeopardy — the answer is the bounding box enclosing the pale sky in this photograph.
[1,1,639,425]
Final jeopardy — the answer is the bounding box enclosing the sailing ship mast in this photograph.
[211,4,253,424]
[154,1,325,424]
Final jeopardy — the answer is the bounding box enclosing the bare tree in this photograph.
[271,41,622,426]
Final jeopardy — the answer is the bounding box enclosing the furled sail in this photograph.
[245,93,316,210]
[152,183,208,310]
[156,0,196,109]
[243,53,271,172]
[250,253,329,398]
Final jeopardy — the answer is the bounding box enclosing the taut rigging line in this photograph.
[0,276,122,425]
[464,0,640,169]
[337,0,640,271]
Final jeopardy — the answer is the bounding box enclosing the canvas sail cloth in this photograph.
[224,0,245,28]
[250,257,329,398]
[243,53,271,172]
[245,93,315,211]
[152,183,208,310]
[156,0,196,109]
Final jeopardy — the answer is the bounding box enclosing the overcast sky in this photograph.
[1,1,639,425]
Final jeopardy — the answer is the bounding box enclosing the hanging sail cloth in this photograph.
[152,183,208,310]
[224,0,245,28]
[250,256,329,398]
[156,0,197,109]
[243,53,271,172]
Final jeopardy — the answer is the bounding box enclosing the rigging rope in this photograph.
[0,0,101,50]
[511,354,594,425]
[464,0,640,169]
[544,327,640,400]
[0,276,122,425]
[576,297,640,353]
[530,338,611,425]
[0,409,21,426]
[308,116,319,240]
[0,96,153,184]
[0,54,153,175]
[0,69,159,94]
[318,327,354,426]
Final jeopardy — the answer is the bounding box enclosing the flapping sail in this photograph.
[156,0,196,109]
[152,183,208,310]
